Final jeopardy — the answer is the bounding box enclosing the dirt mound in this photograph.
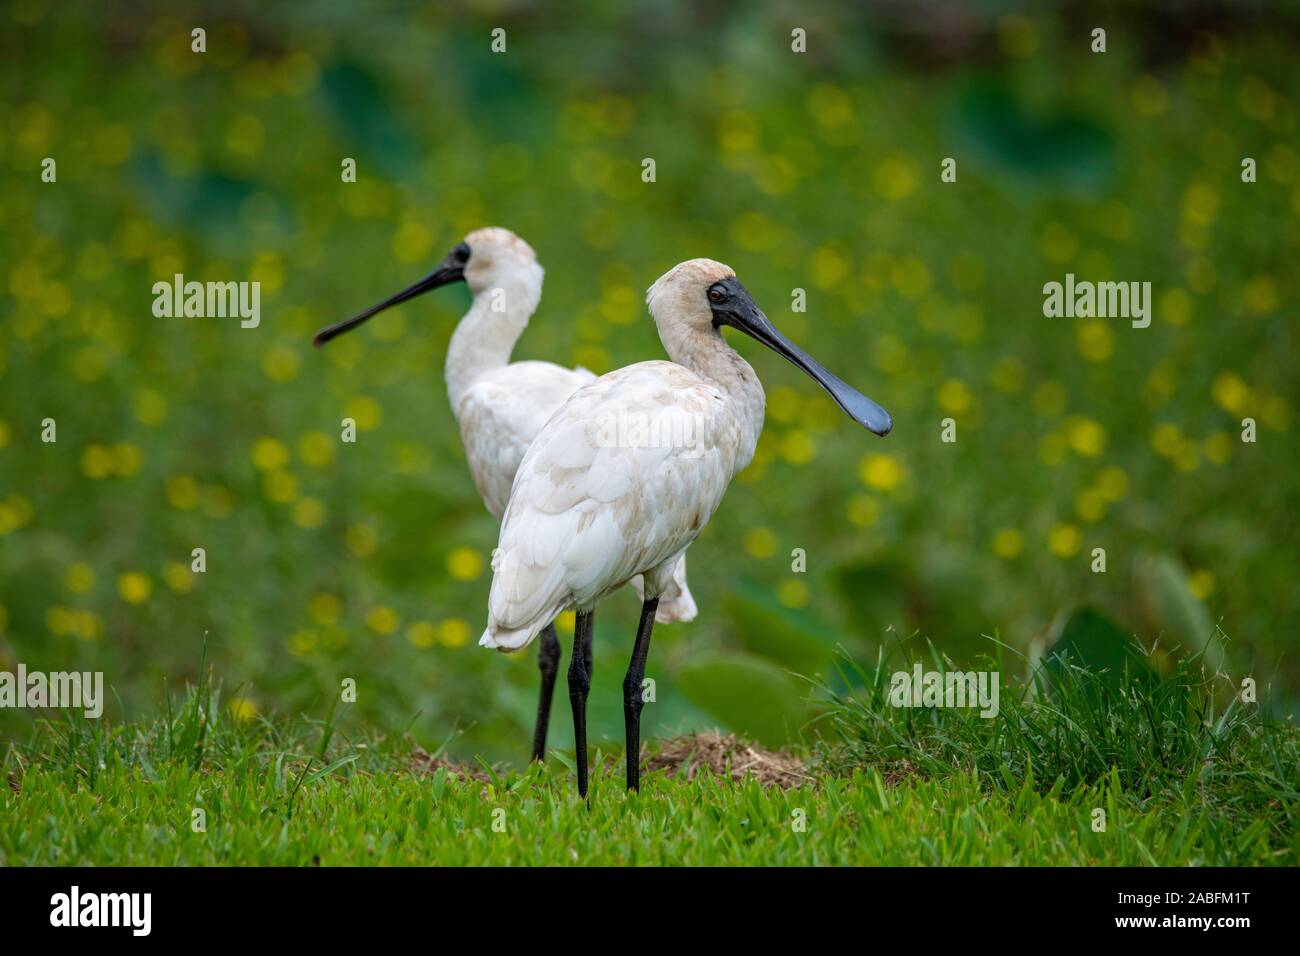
[408,746,493,783]
[645,732,811,789]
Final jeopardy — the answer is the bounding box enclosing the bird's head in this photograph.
[312,226,541,347]
[647,258,893,437]
[459,226,540,296]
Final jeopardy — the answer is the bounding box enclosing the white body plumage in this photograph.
[481,259,766,651]
[443,229,696,626]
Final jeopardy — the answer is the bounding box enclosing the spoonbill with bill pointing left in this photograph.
[312,227,696,764]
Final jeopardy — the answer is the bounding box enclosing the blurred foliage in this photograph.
[0,1,1296,758]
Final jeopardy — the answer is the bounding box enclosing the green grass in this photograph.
[815,643,1300,863]
[3,654,1296,865]
[8,756,1290,866]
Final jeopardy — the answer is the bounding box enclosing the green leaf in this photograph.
[1139,553,1225,671]
[721,580,838,676]
[303,753,358,786]
[1041,606,1155,691]
[675,651,808,747]
[951,80,1114,192]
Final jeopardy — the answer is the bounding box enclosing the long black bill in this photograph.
[312,243,469,348]
[709,277,893,437]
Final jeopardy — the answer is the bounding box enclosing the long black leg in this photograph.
[568,609,595,798]
[530,623,561,762]
[622,597,659,792]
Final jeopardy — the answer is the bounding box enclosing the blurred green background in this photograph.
[1,1,1296,759]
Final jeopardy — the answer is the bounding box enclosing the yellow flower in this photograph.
[1076,321,1113,362]
[163,561,193,593]
[406,621,438,649]
[250,251,289,298]
[366,606,399,635]
[777,579,809,608]
[346,523,378,557]
[1040,222,1077,262]
[1159,288,1193,326]
[293,497,325,528]
[890,257,930,298]
[1065,416,1106,457]
[859,453,904,491]
[874,334,908,376]
[111,442,143,477]
[251,436,289,471]
[1097,467,1129,501]
[1037,432,1067,467]
[57,608,102,641]
[1261,395,1290,431]
[1239,76,1276,121]
[202,484,235,518]
[446,546,484,581]
[1243,276,1277,314]
[45,608,70,639]
[0,495,32,535]
[1048,523,1081,558]
[1131,75,1168,116]
[262,469,300,503]
[997,14,1037,57]
[990,357,1025,393]
[991,529,1023,559]
[773,430,810,466]
[1186,256,1216,294]
[133,388,169,426]
[1211,371,1251,415]
[81,445,115,479]
[1150,423,1183,458]
[1203,432,1232,465]
[1033,381,1066,416]
[872,153,918,201]
[287,629,317,657]
[556,610,577,635]
[117,571,152,604]
[262,345,301,382]
[1075,489,1106,523]
[847,494,879,528]
[767,387,801,424]
[308,594,341,626]
[228,698,258,721]
[809,245,850,290]
[938,379,972,415]
[65,562,95,593]
[297,431,334,468]
[224,111,265,157]
[1182,183,1218,225]
[166,475,200,509]
[1173,441,1200,473]
[1188,569,1215,600]
[440,618,471,648]
[744,527,777,559]
[345,396,382,430]
[393,221,433,263]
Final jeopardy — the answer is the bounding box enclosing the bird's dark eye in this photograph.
[708,289,723,303]
[453,242,471,263]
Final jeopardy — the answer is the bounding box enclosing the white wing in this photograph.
[481,360,742,650]
[454,360,596,519]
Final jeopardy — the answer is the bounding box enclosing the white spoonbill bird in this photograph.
[312,227,696,763]
[480,258,893,796]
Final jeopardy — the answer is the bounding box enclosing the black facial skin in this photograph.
[312,242,471,347]
[707,277,893,437]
